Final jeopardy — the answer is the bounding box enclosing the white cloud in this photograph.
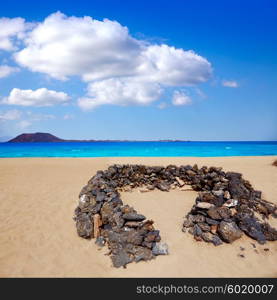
[15,12,212,84]
[13,12,212,108]
[0,17,28,51]
[172,90,192,106]
[14,12,142,81]
[139,44,211,86]
[222,80,238,88]
[3,87,70,106]
[78,78,163,110]
[0,109,21,120]
[0,65,19,78]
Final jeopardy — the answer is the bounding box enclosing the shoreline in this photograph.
[0,156,277,277]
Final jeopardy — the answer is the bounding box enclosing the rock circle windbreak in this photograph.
[73,164,277,268]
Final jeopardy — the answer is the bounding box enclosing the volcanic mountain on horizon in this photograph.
[8,132,65,143]
[7,132,189,143]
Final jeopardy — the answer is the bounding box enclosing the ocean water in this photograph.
[0,141,277,158]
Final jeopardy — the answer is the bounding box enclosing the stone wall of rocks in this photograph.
[73,164,277,268]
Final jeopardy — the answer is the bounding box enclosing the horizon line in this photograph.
[2,132,277,143]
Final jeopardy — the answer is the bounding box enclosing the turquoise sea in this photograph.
[0,141,277,158]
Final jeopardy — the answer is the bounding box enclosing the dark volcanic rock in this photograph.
[144,230,161,243]
[205,217,219,225]
[96,192,106,202]
[76,213,93,238]
[111,250,132,268]
[212,235,224,246]
[156,181,170,192]
[183,218,194,228]
[237,216,267,244]
[207,208,222,220]
[126,230,144,245]
[198,222,210,232]
[123,213,146,221]
[207,207,231,220]
[218,221,243,243]
[190,214,206,223]
[131,246,153,262]
[100,202,114,224]
[201,232,223,246]
[74,163,277,268]
[194,224,203,236]
[226,172,250,200]
[262,224,277,241]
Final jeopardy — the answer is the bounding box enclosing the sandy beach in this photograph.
[0,156,277,278]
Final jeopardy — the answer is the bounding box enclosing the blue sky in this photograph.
[0,0,276,141]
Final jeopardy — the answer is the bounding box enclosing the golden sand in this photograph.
[0,156,276,277]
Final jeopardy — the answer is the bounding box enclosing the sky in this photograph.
[0,0,276,141]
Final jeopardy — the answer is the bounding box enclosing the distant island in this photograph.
[7,132,189,143]
[8,133,64,143]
